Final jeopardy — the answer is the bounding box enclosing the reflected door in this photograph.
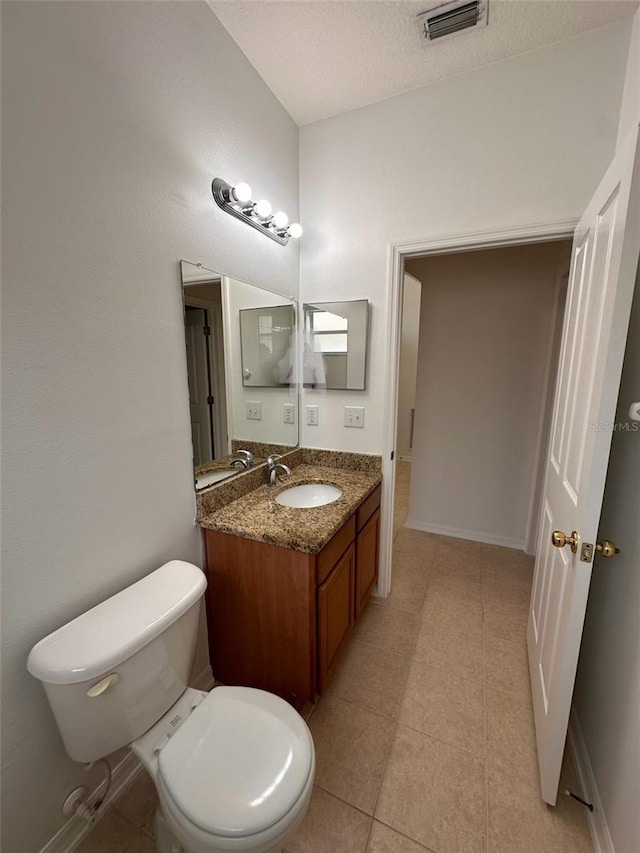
[184,307,214,466]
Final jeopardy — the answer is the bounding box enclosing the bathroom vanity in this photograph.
[199,456,381,711]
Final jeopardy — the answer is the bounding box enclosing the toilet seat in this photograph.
[157,686,314,843]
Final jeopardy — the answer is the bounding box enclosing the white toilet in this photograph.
[27,561,315,853]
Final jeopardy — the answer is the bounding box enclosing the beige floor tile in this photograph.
[367,820,435,852]
[486,688,538,781]
[394,528,439,557]
[327,639,410,718]
[415,610,484,682]
[482,573,531,614]
[428,568,483,604]
[376,563,429,615]
[488,765,593,852]
[376,725,486,853]
[421,587,483,634]
[112,770,158,836]
[483,607,529,643]
[484,633,531,698]
[284,786,372,853]
[75,809,155,853]
[309,693,395,814]
[352,601,419,657]
[399,661,485,756]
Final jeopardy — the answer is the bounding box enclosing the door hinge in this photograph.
[203,326,211,336]
[207,395,214,405]
[390,450,395,461]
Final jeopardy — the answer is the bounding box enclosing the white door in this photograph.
[528,125,640,805]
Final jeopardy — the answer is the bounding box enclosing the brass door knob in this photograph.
[551,530,579,553]
[596,539,620,558]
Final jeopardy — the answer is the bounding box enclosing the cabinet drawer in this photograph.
[317,515,356,585]
[357,484,381,531]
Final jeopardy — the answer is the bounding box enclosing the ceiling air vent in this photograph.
[417,0,488,43]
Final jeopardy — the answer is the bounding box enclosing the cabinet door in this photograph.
[317,544,355,692]
[355,508,380,618]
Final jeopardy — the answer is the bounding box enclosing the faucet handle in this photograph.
[267,454,282,467]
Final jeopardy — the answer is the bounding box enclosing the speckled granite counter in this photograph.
[198,461,381,554]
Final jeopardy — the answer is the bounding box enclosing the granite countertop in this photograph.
[198,463,381,554]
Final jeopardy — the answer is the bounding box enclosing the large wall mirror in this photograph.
[180,261,298,488]
[302,299,369,390]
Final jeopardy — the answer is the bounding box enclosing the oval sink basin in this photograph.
[275,483,342,508]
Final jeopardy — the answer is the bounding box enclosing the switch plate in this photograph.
[283,403,296,424]
[344,406,365,428]
[245,401,262,420]
[306,404,319,426]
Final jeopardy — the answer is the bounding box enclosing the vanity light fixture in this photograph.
[212,177,302,245]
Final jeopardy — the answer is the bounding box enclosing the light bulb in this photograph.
[288,223,303,239]
[254,199,272,218]
[232,182,252,203]
[272,211,289,229]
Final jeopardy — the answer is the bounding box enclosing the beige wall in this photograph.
[1,2,298,850]
[405,242,571,549]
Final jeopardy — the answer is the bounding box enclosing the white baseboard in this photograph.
[567,710,615,853]
[41,664,216,853]
[405,518,525,551]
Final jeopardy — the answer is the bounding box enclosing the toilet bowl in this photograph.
[132,685,315,853]
[27,561,315,853]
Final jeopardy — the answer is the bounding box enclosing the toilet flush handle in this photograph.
[86,672,120,697]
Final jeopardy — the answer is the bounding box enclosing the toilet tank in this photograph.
[27,561,207,763]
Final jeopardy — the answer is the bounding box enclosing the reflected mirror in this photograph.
[180,261,298,489]
[302,299,369,390]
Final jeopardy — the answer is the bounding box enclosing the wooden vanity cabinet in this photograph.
[203,484,381,710]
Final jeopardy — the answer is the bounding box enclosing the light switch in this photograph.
[306,405,319,426]
[344,406,365,428]
[283,403,296,424]
[245,401,262,420]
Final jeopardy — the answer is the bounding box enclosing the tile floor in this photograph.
[75,462,593,852]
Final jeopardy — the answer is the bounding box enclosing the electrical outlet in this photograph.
[344,406,365,428]
[306,404,319,426]
[283,403,296,424]
[245,401,262,420]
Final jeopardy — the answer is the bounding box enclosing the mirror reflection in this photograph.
[180,261,298,489]
[303,299,369,390]
[240,304,295,387]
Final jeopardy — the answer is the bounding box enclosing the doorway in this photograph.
[391,240,572,559]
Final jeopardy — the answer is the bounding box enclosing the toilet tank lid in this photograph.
[27,561,207,685]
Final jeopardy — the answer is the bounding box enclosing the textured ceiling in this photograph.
[208,0,637,125]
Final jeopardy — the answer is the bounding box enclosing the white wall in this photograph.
[1,2,298,850]
[573,11,640,851]
[396,274,421,460]
[299,20,631,456]
[405,243,570,549]
[222,278,298,446]
[617,5,640,148]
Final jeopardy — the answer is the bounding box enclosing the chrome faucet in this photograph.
[230,449,254,470]
[267,455,292,486]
